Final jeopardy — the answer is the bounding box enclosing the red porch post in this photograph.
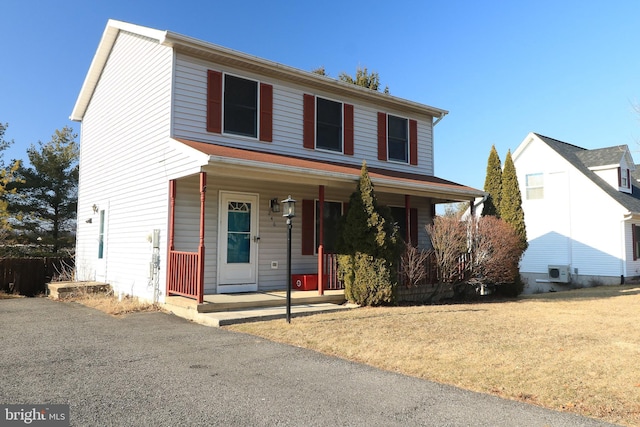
[317,185,325,295]
[197,172,206,304]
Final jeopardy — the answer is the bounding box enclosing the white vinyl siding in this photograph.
[171,53,435,176]
[75,31,202,302]
[515,136,628,281]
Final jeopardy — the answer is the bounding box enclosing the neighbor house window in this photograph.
[223,74,258,138]
[526,173,544,200]
[316,97,343,152]
[388,115,408,162]
[633,224,640,260]
[315,201,343,253]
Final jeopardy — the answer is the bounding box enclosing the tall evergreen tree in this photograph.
[9,126,79,253]
[0,123,21,244]
[336,161,400,305]
[499,150,527,251]
[482,145,502,217]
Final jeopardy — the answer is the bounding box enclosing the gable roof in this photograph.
[175,138,485,202]
[71,19,448,122]
[533,133,640,215]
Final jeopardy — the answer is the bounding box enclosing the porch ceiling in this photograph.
[175,138,485,203]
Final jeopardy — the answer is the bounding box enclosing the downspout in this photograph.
[433,112,446,127]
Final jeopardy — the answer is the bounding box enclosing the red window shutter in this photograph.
[303,94,315,149]
[409,119,418,165]
[377,112,387,161]
[259,83,273,142]
[627,169,631,189]
[410,208,418,246]
[301,199,315,255]
[618,167,622,187]
[344,104,354,155]
[207,70,222,133]
[634,224,638,260]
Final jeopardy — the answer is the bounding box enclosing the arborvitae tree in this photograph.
[336,161,400,305]
[482,145,502,217]
[499,150,527,251]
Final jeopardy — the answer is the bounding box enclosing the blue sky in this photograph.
[2,1,639,191]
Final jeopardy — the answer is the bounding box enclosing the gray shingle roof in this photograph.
[534,133,640,214]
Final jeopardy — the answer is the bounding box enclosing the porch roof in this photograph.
[175,138,485,203]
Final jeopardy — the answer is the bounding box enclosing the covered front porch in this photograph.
[164,139,484,304]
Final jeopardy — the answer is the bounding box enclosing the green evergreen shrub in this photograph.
[336,162,400,306]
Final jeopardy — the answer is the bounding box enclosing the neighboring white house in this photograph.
[70,19,484,303]
[512,132,640,292]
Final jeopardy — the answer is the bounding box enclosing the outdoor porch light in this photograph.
[269,198,280,213]
[281,195,296,219]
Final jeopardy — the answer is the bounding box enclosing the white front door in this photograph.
[217,192,259,293]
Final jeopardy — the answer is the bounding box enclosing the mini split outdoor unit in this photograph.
[548,265,571,283]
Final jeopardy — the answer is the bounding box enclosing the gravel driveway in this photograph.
[0,298,618,426]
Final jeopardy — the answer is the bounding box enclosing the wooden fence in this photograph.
[0,258,74,296]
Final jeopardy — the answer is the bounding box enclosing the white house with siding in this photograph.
[70,20,484,303]
[512,132,640,292]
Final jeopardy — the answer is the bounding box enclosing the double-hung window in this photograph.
[525,173,544,200]
[207,70,273,142]
[223,74,258,138]
[388,115,408,162]
[316,97,343,152]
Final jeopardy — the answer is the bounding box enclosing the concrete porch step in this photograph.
[47,281,111,300]
[164,290,346,313]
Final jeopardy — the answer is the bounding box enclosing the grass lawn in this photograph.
[226,285,640,426]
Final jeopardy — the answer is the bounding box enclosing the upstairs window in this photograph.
[207,70,272,142]
[388,115,408,162]
[526,173,544,200]
[303,94,353,155]
[619,167,630,189]
[316,97,343,152]
[224,75,258,138]
[377,113,418,165]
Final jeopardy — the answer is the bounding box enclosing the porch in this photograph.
[163,289,351,327]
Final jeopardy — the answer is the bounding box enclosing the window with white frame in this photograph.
[316,97,342,152]
[388,115,408,162]
[526,173,544,200]
[223,74,258,138]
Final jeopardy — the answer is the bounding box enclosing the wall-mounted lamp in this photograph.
[269,198,280,213]
[85,218,93,224]
[92,204,99,214]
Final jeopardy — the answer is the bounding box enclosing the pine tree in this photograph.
[482,145,502,217]
[9,127,79,253]
[499,150,527,251]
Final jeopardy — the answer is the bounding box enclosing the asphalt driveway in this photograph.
[0,298,617,426]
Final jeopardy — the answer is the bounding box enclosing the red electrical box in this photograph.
[291,274,318,291]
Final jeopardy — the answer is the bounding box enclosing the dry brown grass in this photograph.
[66,290,164,316]
[0,291,23,299]
[227,285,640,426]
